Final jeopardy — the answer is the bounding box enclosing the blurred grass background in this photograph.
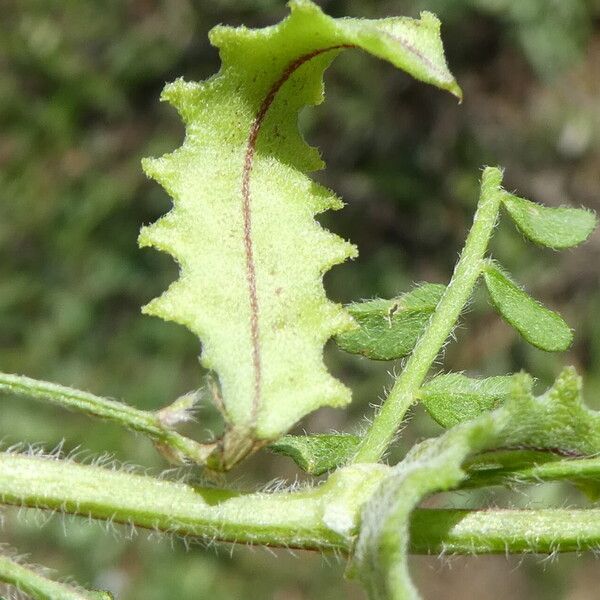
[1,0,600,598]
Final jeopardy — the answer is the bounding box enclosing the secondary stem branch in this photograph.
[0,373,213,465]
[410,508,600,554]
[462,450,600,489]
[354,168,505,463]
[0,553,107,600]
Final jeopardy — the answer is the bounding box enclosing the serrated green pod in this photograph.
[140,1,460,466]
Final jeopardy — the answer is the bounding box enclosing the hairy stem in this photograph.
[0,553,108,600]
[462,450,600,489]
[354,167,504,463]
[0,452,351,551]
[0,373,213,465]
[2,452,600,557]
[410,508,600,554]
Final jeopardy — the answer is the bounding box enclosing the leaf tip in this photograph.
[450,81,463,102]
[419,11,462,101]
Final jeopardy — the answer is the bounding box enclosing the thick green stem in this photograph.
[354,168,504,463]
[0,553,108,600]
[0,373,213,464]
[2,452,600,557]
[0,452,383,552]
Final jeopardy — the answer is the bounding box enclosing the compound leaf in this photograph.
[269,433,360,475]
[420,372,533,428]
[483,264,573,352]
[335,283,445,360]
[352,367,600,599]
[502,193,596,249]
[140,0,460,467]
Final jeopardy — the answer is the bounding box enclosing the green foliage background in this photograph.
[1,1,600,598]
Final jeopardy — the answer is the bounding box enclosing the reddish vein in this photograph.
[241,44,354,424]
[241,29,446,423]
[383,31,449,81]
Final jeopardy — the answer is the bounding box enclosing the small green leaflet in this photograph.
[140,0,460,467]
[269,433,360,475]
[483,263,573,352]
[352,367,600,600]
[336,284,445,360]
[502,193,596,249]
[419,372,533,428]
